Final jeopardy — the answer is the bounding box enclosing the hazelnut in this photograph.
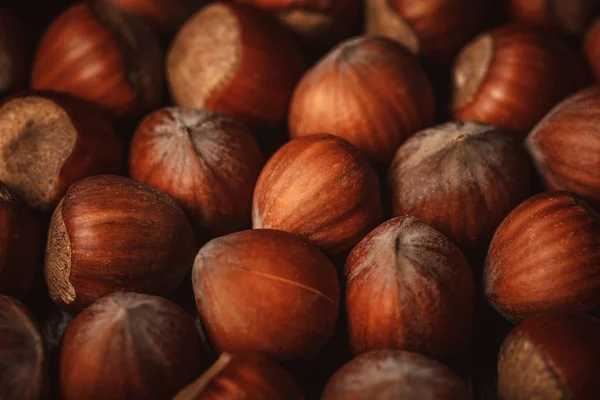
[0,182,41,299]
[288,36,435,163]
[322,350,471,400]
[252,135,383,254]
[105,0,205,35]
[129,107,264,242]
[31,1,164,117]
[365,0,490,70]
[526,86,600,207]
[585,16,600,82]
[507,0,599,36]
[0,92,123,213]
[167,2,306,130]
[345,217,475,361]
[44,175,196,312]
[0,8,27,94]
[388,121,532,250]
[192,229,340,363]
[0,295,46,400]
[498,313,600,399]
[484,191,600,322]
[59,292,205,400]
[452,24,586,140]
[235,0,361,49]
[173,353,304,400]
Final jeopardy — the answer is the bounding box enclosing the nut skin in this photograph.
[288,36,435,163]
[507,0,599,36]
[173,353,304,400]
[59,292,205,400]
[345,217,475,362]
[0,8,27,94]
[129,107,264,243]
[498,313,600,400]
[44,175,196,312]
[452,24,587,140]
[388,121,532,250]
[365,0,490,70]
[0,295,46,400]
[235,0,361,48]
[192,229,340,364]
[105,0,205,34]
[0,92,123,213]
[322,350,471,400]
[252,134,383,254]
[526,87,600,208]
[585,17,600,82]
[167,2,306,130]
[32,1,164,117]
[484,191,600,322]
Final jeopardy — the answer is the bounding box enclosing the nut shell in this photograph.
[345,217,475,361]
[44,175,196,311]
[253,135,383,254]
[507,0,599,36]
[484,191,600,322]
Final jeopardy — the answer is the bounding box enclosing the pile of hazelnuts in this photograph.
[2,0,600,399]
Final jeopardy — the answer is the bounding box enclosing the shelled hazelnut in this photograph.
[0,8,27,94]
[32,1,164,117]
[252,135,383,254]
[526,86,600,207]
[193,229,339,364]
[507,0,599,36]
[484,191,600,322]
[44,175,196,312]
[452,24,586,140]
[173,353,304,400]
[345,217,475,362]
[59,292,205,400]
[235,0,361,49]
[322,350,471,399]
[0,295,46,400]
[167,2,306,130]
[365,0,490,70]
[129,107,264,242]
[0,92,123,213]
[0,182,41,299]
[388,121,532,249]
[498,313,600,399]
[289,36,435,163]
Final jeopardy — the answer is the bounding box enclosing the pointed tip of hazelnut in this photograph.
[45,200,76,307]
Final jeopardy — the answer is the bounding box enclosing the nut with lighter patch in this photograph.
[388,121,532,250]
[44,175,196,312]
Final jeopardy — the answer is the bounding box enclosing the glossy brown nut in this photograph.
[235,0,361,48]
[322,350,471,400]
[0,92,123,213]
[289,36,435,163]
[452,24,586,140]
[193,229,340,364]
[388,121,532,250]
[484,191,600,322]
[0,182,41,299]
[105,0,205,34]
[129,107,264,242]
[44,175,196,312]
[32,1,164,117]
[526,87,600,207]
[585,17,600,82]
[0,8,27,94]
[507,0,599,36]
[59,292,204,400]
[167,2,306,130]
[0,295,46,400]
[345,217,475,361]
[498,313,600,399]
[173,353,304,400]
[252,135,383,254]
[365,0,490,69]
